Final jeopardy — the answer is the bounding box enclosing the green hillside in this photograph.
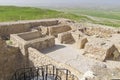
[58,8,120,27]
[0,6,120,27]
[0,6,91,22]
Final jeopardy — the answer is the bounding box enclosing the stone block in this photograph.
[76,37,88,49]
[58,32,74,44]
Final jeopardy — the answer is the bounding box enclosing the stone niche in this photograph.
[84,38,120,61]
[58,31,74,44]
[10,31,55,55]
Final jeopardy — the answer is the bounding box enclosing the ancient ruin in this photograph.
[0,18,120,80]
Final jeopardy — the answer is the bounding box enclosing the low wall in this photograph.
[27,36,55,51]
[85,27,117,38]
[48,24,72,36]
[0,19,59,39]
[11,33,55,56]
[28,47,82,79]
[18,31,42,41]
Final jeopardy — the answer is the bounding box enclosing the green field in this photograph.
[0,6,120,27]
[0,6,91,22]
[58,8,120,27]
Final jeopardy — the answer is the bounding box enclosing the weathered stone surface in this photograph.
[28,47,81,79]
[84,38,120,61]
[76,37,88,49]
[38,26,49,35]
[58,32,74,44]
[0,18,66,39]
[0,23,31,39]
[10,31,55,55]
[0,38,24,80]
[71,30,86,42]
[81,71,97,80]
[0,19,120,80]
[48,24,72,36]
[108,34,120,52]
[85,26,116,38]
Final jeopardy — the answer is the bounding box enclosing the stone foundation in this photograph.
[10,31,55,55]
[0,19,68,39]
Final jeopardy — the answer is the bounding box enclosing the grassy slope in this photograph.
[0,6,120,27]
[63,8,120,20]
[0,6,92,22]
[58,8,120,27]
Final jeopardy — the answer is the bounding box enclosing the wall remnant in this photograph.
[58,32,74,44]
[84,38,120,61]
[48,24,72,36]
[10,31,55,56]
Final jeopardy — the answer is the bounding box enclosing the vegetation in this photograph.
[0,6,90,22]
[0,6,120,27]
[58,8,120,27]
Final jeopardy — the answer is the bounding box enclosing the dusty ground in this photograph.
[40,38,120,80]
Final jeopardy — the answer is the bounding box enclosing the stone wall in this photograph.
[28,47,81,79]
[0,38,25,80]
[58,32,74,44]
[18,31,43,41]
[48,24,72,36]
[10,31,55,55]
[84,38,120,61]
[27,36,55,51]
[85,27,117,38]
[0,19,59,39]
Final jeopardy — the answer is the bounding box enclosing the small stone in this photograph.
[81,71,97,80]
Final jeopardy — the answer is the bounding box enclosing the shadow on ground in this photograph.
[40,44,66,54]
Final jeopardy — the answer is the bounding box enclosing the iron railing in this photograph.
[10,64,78,80]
